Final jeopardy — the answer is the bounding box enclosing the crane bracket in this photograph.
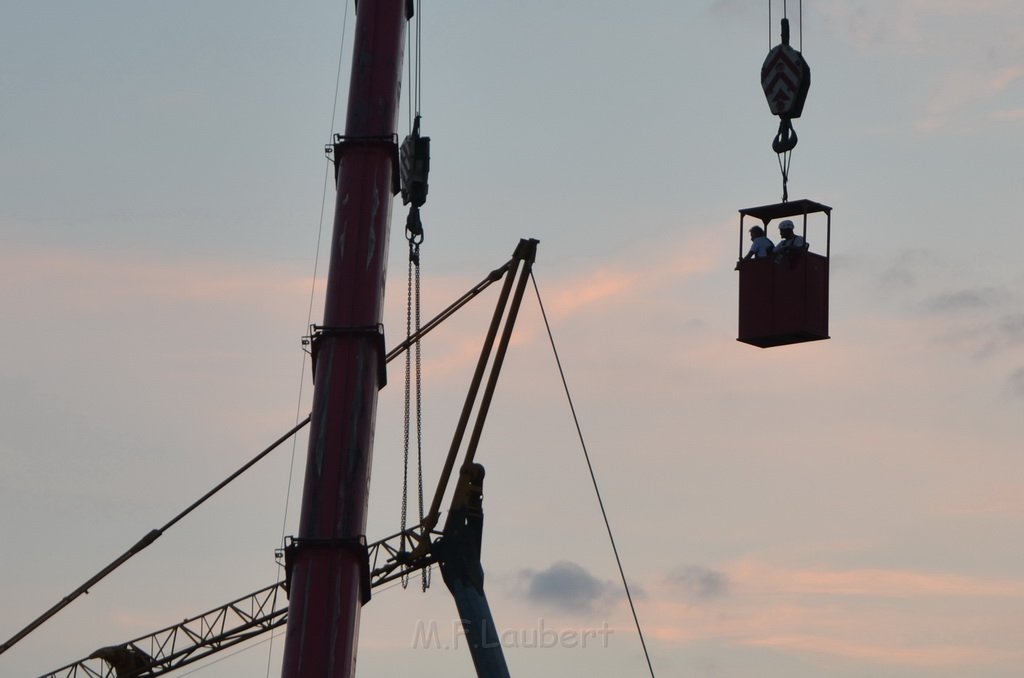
[280,536,371,605]
[306,324,387,388]
[325,134,401,196]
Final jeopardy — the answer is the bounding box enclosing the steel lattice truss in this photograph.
[40,526,441,678]
[41,583,287,678]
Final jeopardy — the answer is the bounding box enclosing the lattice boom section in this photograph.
[40,584,288,678]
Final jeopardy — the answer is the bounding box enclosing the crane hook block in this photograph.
[400,115,430,208]
[761,18,811,120]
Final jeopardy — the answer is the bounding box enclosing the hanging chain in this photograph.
[401,0,429,591]
[414,248,429,591]
[401,212,426,590]
[401,252,413,588]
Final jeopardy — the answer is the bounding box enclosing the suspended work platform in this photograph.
[736,199,831,348]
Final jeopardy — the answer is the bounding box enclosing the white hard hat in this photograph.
[779,219,795,231]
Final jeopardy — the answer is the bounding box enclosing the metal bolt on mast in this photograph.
[280,1,409,677]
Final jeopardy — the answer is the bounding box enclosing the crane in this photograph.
[39,239,538,678]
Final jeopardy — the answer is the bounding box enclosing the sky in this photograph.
[2,1,1023,677]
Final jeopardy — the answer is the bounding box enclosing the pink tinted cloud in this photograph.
[1,244,309,312]
[744,634,993,667]
[942,482,1024,516]
[638,559,1024,668]
[821,1,1023,54]
[535,231,720,320]
[991,108,1024,122]
[729,559,1024,598]
[396,231,721,379]
[920,65,1024,131]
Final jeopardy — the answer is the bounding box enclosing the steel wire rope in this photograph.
[768,0,799,202]
[415,0,423,116]
[5,5,361,663]
[400,0,428,591]
[265,1,352,674]
[529,272,657,678]
[25,259,503,669]
[277,0,351,555]
[404,0,423,126]
[414,0,424,535]
[0,417,311,658]
[406,6,414,130]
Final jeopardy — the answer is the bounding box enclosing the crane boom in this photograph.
[279,2,408,677]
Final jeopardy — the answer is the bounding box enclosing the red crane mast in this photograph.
[280,2,408,676]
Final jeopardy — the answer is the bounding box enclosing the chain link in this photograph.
[402,216,428,590]
[401,251,413,589]
[414,253,429,591]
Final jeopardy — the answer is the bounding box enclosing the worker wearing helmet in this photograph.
[773,219,806,261]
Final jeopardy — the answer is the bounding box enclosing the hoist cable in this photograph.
[278,0,351,558]
[415,0,423,115]
[777,148,791,202]
[267,2,350,673]
[278,0,351,550]
[0,416,311,658]
[406,0,423,127]
[529,273,657,678]
[406,13,414,131]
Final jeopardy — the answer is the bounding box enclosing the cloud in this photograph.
[943,479,1024,516]
[535,231,719,322]
[874,248,938,292]
[730,560,1024,598]
[991,107,1024,122]
[971,313,1024,358]
[923,287,1007,313]
[518,561,616,613]
[0,243,309,312]
[821,1,1024,55]
[996,313,1024,342]
[919,66,1024,132]
[813,3,1024,132]
[708,0,759,22]
[743,634,994,667]
[817,2,924,53]
[640,558,1024,669]
[540,267,639,318]
[1008,367,1024,400]
[667,565,729,601]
